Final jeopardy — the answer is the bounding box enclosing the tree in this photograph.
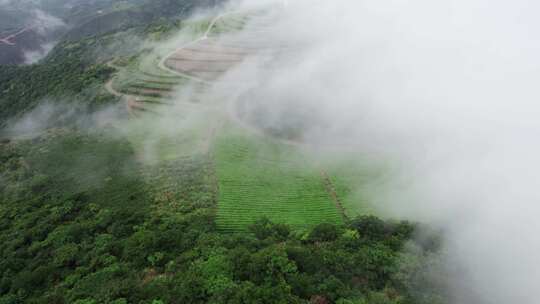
[249,217,290,241]
[350,216,390,241]
[307,223,341,243]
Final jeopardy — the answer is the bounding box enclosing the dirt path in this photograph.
[104,77,122,97]
[102,11,227,114]
[104,60,124,98]
[104,65,139,118]
[320,170,349,221]
[157,8,307,151]
[0,27,33,46]
[157,12,234,82]
[105,9,304,147]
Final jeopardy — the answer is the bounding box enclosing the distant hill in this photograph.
[0,0,223,65]
[0,29,45,64]
[63,0,222,41]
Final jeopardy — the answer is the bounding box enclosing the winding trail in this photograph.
[110,9,330,147]
[157,9,318,150]
[158,13,233,83]
[104,60,141,118]
[0,27,33,46]
[104,12,230,115]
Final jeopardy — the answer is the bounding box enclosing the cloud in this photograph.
[2,99,124,139]
[5,1,538,301]
[30,9,66,36]
[23,41,55,64]
[217,0,540,302]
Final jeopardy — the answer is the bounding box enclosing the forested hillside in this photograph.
[0,43,115,126]
[0,131,444,303]
[0,1,196,127]
[0,1,448,303]
[0,0,222,65]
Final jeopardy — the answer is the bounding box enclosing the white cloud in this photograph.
[220,0,540,302]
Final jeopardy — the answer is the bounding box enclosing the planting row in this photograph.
[213,133,344,232]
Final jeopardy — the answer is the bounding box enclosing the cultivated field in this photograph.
[213,128,344,232]
[104,8,374,232]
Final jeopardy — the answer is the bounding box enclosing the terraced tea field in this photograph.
[104,7,374,232]
[213,129,344,232]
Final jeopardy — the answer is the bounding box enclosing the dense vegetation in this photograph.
[1,3,447,303]
[0,130,444,304]
[0,0,226,124]
[0,7,196,127]
[0,0,222,64]
[0,41,116,127]
[62,0,222,41]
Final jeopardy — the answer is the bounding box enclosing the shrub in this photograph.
[308,223,341,243]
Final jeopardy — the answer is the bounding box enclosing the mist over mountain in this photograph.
[1,0,537,303]
[0,0,221,64]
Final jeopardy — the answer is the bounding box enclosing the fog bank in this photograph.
[225,0,540,302]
